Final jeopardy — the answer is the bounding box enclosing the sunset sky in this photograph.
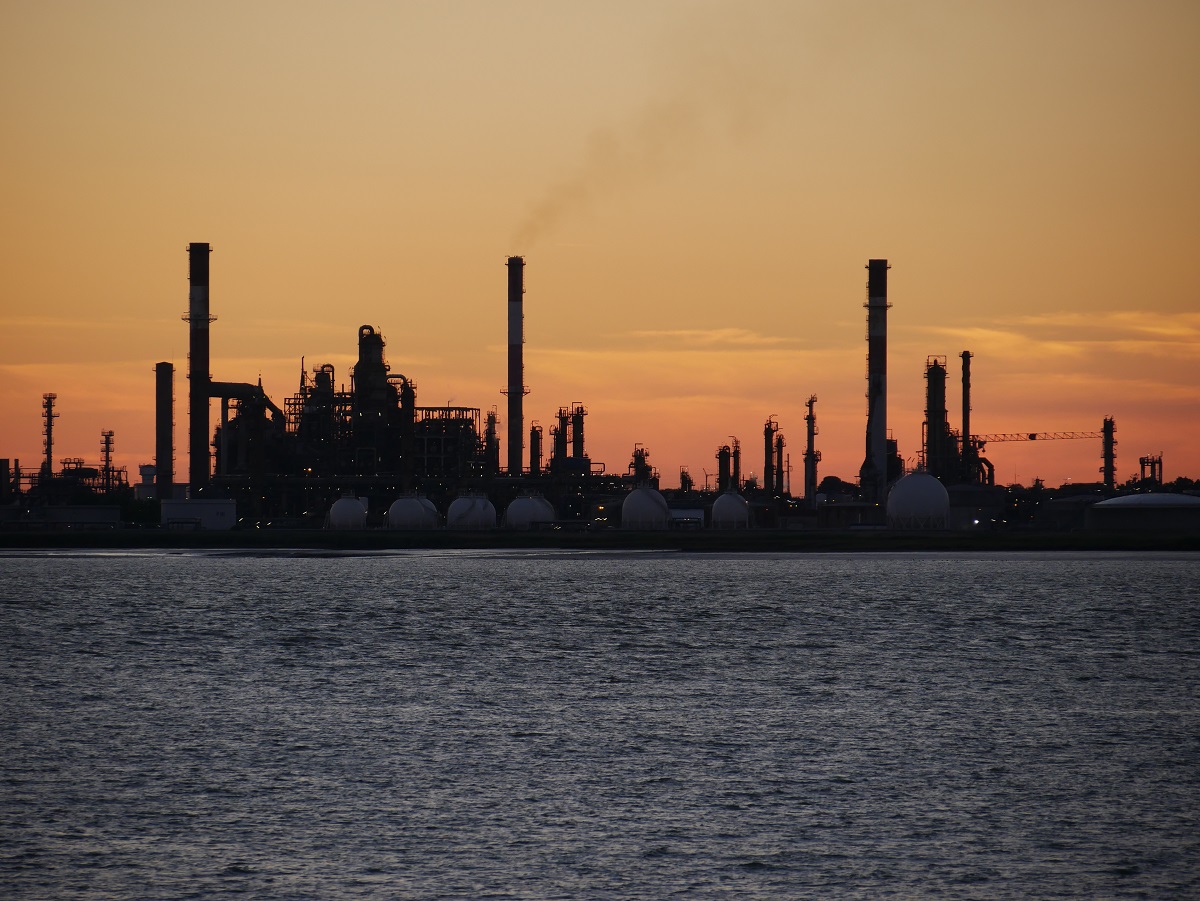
[2,1,1197,490]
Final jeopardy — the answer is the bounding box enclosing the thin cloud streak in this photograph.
[625,327,797,348]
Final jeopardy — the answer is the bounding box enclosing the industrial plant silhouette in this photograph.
[2,243,1196,540]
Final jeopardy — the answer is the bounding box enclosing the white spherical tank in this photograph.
[446,495,497,530]
[711,492,750,529]
[387,495,440,530]
[886,473,950,529]
[503,495,556,530]
[327,496,367,530]
[621,486,669,530]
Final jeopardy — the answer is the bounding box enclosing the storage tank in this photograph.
[503,495,556,530]
[387,495,440,530]
[886,473,949,529]
[447,495,497,529]
[327,496,368,530]
[1086,493,1200,533]
[621,486,669,530]
[711,492,750,529]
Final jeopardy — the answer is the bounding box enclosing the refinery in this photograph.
[1,244,1197,542]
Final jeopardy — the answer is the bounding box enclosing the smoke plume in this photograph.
[510,9,791,250]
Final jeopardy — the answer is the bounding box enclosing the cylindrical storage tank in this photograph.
[886,473,949,529]
[621,486,669,530]
[327,496,368,530]
[503,495,556,530]
[446,495,497,530]
[711,492,750,529]
[387,495,440,530]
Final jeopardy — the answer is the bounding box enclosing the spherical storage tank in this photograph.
[387,495,440,530]
[503,495,556,530]
[711,492,750,529]
[327,496,368,530]
[446,495,497,530]
[621,487,669,530]
[886,473,949,529]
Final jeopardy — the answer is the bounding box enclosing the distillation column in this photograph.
[529,423,543,475]
[1102,416,1117,492]
[803,395,820,507]
[859,259,891,503]
[763,418,778,495]
[41,392,58,478]
[923,356,951,479]
[100,430,115,494]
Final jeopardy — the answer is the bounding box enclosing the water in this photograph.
[1,549,1197,898]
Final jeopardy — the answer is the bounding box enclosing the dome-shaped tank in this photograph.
[711,492,750,529]
[503,495,556,530]
[327,496,367,530]
[446,495,497,530]
[387,495,440,530]
[621,486,669,530]
[886,473,949,529]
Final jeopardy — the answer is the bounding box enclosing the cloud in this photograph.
[917,325,1088,360]
[1012,310,1200,342]
[919,309,1200,363]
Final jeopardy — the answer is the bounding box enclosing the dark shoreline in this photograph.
[1,528,1196,553]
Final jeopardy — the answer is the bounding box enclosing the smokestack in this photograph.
[859,259,890,503]
[505,256,527,475]
[155,362,174,501]
[186,242,212,495]
[960,350,974,483]
[960,351,972,451]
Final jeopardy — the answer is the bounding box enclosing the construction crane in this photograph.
[968,417,1116,492]
[973,431,1101,446]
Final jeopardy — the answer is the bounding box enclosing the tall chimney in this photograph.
[960,350,973,482]
[859,259,890,503]
[960,351,972,449]
[155,361,174,500]
[505,256,526,475]
[763,418,777,495]
[186,243,212,495]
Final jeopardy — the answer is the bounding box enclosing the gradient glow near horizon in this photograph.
[2,1,1197,489]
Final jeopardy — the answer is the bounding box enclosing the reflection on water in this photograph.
[1,551,1197,898]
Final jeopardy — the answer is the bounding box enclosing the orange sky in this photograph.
[2,1,1198,490]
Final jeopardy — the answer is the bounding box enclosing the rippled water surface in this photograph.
[1,550,1198,898]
